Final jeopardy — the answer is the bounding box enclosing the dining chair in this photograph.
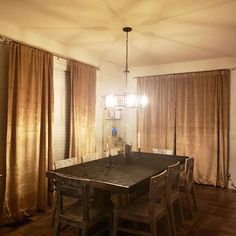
[153,148,174,155]
[112,170,171,236]
[105,148,119,157]
[51,157,78,225]
[82,152,99,163]
[54,173,112,236]
[180,157,198,218]
[167,162,184,236]
[53,157,77,169]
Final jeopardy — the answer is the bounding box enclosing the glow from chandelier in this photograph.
[104,26,148,110]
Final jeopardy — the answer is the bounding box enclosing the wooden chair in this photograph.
[153,148,174,155]
[51,157,78,225]
[112,170,171,236]
[105,148,119,158]
[54,174,112,236]
[180,157,198,218]
[82,152,99,163]
[54,157,77,169]
[167,162,184,236]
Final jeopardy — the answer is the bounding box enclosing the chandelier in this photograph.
[104,27,148,110]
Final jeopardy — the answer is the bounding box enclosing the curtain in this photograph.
[137,70,229,187]
[175,71,229,187]
[69,60,96,162]
[138,75,176,152]
[1,42,53,224]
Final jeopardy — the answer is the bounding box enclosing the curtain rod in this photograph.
[134,67,234,79]
[0,34,100,70]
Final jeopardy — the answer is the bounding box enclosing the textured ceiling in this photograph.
[0,0,236,67]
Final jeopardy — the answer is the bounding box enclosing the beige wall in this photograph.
[229,70,236,189]
[0,19,100,68]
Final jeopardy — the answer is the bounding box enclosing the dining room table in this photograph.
[46,151,187,208]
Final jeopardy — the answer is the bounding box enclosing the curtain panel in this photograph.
[69,60,96,162]
[1,42,53,224]
[137,75,176,152]
[137,70,230,187]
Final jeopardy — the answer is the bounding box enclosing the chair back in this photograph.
[185,157,194,190]
[162,149,174,155]
[167,162,181,198]
[105,148,119,157]
[55,174,91,220]
[149,170,168,216]
[152,148,174,155]
[152,148,162,154]
[82,152,99,163]
[54,157,77,169]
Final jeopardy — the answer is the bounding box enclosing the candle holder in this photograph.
[138,148,141,158]
[124,144,133,163]
[106,154,114,168]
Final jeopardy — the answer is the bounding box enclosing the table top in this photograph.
[46,152,186,193]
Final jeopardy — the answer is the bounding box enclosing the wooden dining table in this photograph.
[46,152,186,203]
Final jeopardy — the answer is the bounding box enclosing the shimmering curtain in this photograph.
[137,75,176,152]
[175,71,229,187]
[137,70,229,187]
[1,42,53,224]
[69,60,96,162]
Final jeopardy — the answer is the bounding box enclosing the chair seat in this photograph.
[54,174,112,236]
[60,202,111,224]
[117,199,166,221]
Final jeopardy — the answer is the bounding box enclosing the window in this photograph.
[53,58,70,161]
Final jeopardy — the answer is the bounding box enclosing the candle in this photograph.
[108,136,111,155]
[137,132,141,149]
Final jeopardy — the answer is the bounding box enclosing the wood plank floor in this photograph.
[0,184,236,236]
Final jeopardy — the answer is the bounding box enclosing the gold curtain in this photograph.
[69,60,96,162]
[137,75,176,152]
[175,71,229,187]
[1,42,53,224]
[137,70,229,187]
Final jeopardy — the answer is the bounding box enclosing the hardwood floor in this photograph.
[0,184,236,236]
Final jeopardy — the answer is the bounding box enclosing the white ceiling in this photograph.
[0,0,236,67]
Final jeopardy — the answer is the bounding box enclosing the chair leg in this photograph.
[81,227,88,236]
[168,204,176,236]
[178,197,185,227]
[191,186,198,211]
[54,221,61,236]
[76,227,81,236]
[109,214,113,236]
[149,221,158,236]
[166,212,172,236]
[185,189,193,219]
[51,206,56,226]
[112,211,118,236]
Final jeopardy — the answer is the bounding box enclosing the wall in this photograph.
[0,20,100,68]
[131,57,236,189]
[229,69,236,189]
